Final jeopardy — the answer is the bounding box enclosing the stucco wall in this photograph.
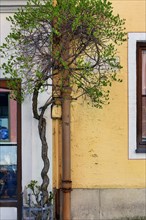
[70,0,146,189]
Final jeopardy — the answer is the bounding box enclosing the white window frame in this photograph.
[128,32,146,159]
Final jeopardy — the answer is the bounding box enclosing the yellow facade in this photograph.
[53,0,146,189]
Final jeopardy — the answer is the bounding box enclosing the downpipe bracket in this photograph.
[61,180,72,193]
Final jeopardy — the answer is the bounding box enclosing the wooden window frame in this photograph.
[0,79,22,219]
[136,42,146,153]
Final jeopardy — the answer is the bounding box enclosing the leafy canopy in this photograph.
[0,0,126,108]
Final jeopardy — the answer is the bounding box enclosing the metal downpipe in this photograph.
[62,89,72,220]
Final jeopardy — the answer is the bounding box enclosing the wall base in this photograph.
[71,188,146,220]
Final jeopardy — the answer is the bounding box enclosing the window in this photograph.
[128,33,146,159]
[136,42,146,153]
[0,79,21,219]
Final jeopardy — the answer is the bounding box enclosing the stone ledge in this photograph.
[71,189,146,220]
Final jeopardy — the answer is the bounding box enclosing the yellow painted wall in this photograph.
[70,0,146,189]
[53,0,146,189]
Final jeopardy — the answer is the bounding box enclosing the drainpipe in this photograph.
[52,1,72,218]
[61,87,72,220]
[52,83,72,220]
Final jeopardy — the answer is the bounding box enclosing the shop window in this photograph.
[0,79,21,218]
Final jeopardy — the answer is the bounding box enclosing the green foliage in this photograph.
[26,180,53,205]
[0,0,126,108]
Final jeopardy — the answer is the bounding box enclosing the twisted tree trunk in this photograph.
[38,114,50,204]
[32,86,51,205]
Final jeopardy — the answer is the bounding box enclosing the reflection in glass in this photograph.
[0,92,9,141]
[0,89,17,142]
[0,146,17,199]
[0,88,17,200]
[142,50,146,95]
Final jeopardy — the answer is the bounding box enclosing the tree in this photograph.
[0,0,126,205]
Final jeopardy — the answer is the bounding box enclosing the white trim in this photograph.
[0,0,27,5]
[128,32,146,159]
[0,1,27,13]
[0,6,23,13]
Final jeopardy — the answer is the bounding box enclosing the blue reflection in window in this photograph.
[0,92,9,141]
[0,127,9,140]
[0,146,17,199]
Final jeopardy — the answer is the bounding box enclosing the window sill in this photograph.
[129,146,146,159]
[0,142,17,146]
[136,148,146,153]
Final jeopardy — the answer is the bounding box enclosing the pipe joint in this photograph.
[62,180,72,193]
[62,87,72,97]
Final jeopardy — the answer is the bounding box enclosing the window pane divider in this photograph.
[0,143,17,146]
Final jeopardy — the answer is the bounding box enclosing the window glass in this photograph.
[142,51,146,95]
[142,97,146,141]
[0,146,17,199]
[0,88,17,200]
[142,51,146,142]
[136,43,146,152]
[0,89,17,142]
[0,92,9,141]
